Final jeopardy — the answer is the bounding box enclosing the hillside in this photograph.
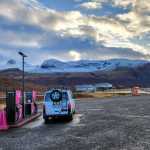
[0,63,150,91]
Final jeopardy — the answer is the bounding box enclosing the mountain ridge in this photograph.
[1,58,149,73]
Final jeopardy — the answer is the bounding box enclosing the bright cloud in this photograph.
[117,0,150,35]
[79,2,102,9]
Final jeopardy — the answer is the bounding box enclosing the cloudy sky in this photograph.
[0,0,149,64]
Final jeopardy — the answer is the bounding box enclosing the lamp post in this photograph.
[18,51,27,118]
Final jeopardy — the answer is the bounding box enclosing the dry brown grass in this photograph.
[0,91,6,110]
[0,102,6,110]
[74,91,130,99]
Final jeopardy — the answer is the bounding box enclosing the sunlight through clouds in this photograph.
[69,50,81,61]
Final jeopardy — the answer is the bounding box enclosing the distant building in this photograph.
[95,83,113,91]
[75,83,113,92]
[75,84,95,92]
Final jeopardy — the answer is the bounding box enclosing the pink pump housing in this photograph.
[32,91,37,114]
[32,91,37,102]
[0,110,8,130]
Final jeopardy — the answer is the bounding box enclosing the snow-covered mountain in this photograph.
[0,58,149,73]
[0,59,36,72]
[34,59,149,73]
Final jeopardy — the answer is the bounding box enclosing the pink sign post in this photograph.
[32,91,37,102]
[15,90,23,122]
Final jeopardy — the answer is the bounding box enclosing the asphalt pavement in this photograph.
[1,95,150,150]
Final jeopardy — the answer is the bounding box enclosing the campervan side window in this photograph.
[62,92,68,100]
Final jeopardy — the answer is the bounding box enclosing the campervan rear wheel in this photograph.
[44,117,49,124]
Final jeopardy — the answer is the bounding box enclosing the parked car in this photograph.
[43,89,75,123]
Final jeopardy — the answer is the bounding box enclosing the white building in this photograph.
[75,84,95,92]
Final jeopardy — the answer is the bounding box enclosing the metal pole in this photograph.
[18,51,27,119]
[22,56,25,118]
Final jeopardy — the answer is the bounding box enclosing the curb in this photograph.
[9,113,41,128]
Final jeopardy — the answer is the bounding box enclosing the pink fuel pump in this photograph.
[0,90,40,130]
[0,109,8,130]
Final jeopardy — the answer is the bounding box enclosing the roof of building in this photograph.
[95,83,112,88]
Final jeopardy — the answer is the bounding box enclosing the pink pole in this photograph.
[16,90,22,104]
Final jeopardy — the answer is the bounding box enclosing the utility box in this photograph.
[132,87,140,96]
[25,91,38,116]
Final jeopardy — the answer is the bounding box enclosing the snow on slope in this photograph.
[0,58,149,73]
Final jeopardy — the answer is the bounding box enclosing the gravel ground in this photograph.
[1,95,150,150]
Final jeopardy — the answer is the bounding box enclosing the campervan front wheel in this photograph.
[68,114,73,121]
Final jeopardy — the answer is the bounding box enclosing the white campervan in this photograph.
[43,89,75,123]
